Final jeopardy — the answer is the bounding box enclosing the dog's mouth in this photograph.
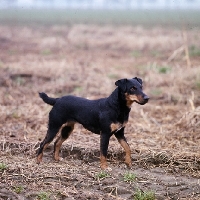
[125,93,149,106]
[135,98,149,105]
[134,95,149,105]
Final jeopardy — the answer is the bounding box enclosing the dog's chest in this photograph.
[110,121,127,132]
[109,109,130,132]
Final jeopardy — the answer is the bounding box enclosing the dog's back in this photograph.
[48,95,108,134]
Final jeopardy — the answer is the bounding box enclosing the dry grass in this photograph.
[0,24,200,199]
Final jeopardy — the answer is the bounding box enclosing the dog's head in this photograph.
[115,77,149,106]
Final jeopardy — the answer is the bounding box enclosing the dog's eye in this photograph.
[130,87,137,91]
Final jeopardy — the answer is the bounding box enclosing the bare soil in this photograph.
[0,24,200,199]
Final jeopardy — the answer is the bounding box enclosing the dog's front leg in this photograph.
[100,133,111,170]
[114,128,132,168]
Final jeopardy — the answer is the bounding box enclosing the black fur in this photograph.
[37,77,149,169]
[39,92,58,106]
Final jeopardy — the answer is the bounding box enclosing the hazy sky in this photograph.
[1,0,200,9]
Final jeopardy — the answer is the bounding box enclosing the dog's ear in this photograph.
[133,77,143,85]
[115,78,127,92]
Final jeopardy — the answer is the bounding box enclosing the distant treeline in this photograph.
[1,0,200,9]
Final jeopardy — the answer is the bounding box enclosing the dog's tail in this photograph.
[39,92,58,106]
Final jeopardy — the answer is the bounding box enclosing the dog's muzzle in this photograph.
[138,95,149,105]
[142,95,149,104]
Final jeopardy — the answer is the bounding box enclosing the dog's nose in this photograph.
[144,95,149,101]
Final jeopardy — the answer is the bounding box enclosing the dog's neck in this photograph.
[107,88,131,113]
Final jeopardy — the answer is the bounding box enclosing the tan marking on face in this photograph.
[110,121,127,132]
[125,93,143,107]
[125,93,137,107]
[118,139,132,167]
[125,93,138,101]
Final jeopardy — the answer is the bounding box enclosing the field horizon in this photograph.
[0,8,200,29]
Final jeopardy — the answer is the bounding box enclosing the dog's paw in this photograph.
[100,165,112,172]
[36,154,43,164]
[125,159,132,168]
[105,167,112,172]
[59,157,64,161]
[54,156,64,162]
[126,163,132,169]
[36,160,41,165]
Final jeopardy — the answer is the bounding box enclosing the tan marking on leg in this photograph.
[36,142,50,164]
[118,139,132,167]
[55,122,74,137]
[54,137,66,161]
[110,123,121,132]
[36,153,43,164]
[110,122,127,132]
[54,122,74,161]
[100,154,108,170]
[124,121,128,127]
[43,142,50,151]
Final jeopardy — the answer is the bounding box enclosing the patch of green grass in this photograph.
[195,81,200,90]
[12,111,20,119]
[96,171,109,180]
[0,163,7,171]
[133,189,155,200]
[150,50,161,57]
[13,185,24,194]
[74,42,88,49]
[158,66,171,74]
[8,49,17,55]
[134,65,150,76]
[130,50,141,58]
[108,73,120,79]
[13,77,25,86]
[37,192,50,200]
[41,49,52,55]
[150,88,162,97]
[135,65,149,71]
[123,171,136,183]
[114,65,123,69]
[189,45,200,57]
[0,61,4,68]
[73,86,83,93]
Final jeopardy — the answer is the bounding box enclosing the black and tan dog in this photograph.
[37,77,149,169]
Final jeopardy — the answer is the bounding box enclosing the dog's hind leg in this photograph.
[54,122,74,161]
[37,123,61,164]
